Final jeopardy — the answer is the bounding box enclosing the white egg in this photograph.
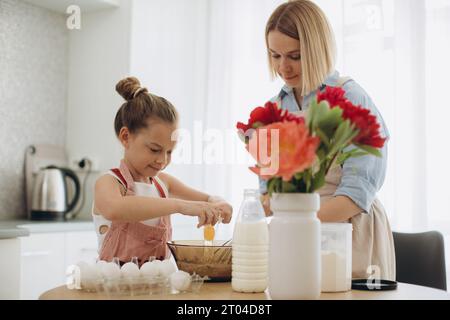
[77,261,98,290]
[140,260,162,278]
[96,260,108,268]
[95,261,107,275]
[100,262,121,280]
[170,271,191,291]
[121,262,140,279]
[160,259,177,278]
[152,259,162,266]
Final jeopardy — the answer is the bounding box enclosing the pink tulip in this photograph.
[248,121,319,181]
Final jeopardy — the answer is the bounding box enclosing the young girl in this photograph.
[93,76,233,266]
[260,0,395,280]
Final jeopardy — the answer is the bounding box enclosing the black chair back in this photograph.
[393,231,447,291]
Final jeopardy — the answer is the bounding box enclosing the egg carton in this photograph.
[100,275,170,297]
[79,273,208,297]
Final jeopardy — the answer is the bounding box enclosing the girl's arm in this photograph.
[158,172,232,223]
[317,195,363,222]
[95,175,220,227]
[158,172,209,201]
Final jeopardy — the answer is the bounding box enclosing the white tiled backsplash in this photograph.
[0,0,68,219]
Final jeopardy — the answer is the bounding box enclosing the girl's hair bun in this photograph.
[115,76,148,101]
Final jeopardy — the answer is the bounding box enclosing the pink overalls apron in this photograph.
[277,85,396,280]
[98,160,172,267]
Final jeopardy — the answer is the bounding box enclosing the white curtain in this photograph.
[131,0,287,240]
[200,0,286,239]
[130,0,450,264]
[316,0,450,288]
[315,0,450,236]
[198,0,450,240]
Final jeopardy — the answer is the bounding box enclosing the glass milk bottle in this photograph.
[232,189,269,293]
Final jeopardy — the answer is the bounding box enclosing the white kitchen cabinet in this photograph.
[20,229,98,300]
[21,0,119,13]
[65,231,99,267]
[20,233,66,300]
[0,238,21,299]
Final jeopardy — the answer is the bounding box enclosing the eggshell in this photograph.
[96,260,108,268]
[121,262,140,279]
[170,271,191,291]
[160,259,177,278]
[77,261,98,289]
[140,260,162,278]
[100,262,121,280]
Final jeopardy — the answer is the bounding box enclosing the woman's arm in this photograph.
[333,80,389,214]
[95,175,221,227]
[318,195,363,222]
[158,172,233,223]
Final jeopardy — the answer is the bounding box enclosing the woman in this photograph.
[260,0,395,281]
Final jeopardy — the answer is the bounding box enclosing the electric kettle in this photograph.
[30,165,81,221]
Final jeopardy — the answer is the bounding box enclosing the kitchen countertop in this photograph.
[0,218,94,239]
[40,282,450,300]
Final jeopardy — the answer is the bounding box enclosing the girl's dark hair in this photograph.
[114,76,178,136]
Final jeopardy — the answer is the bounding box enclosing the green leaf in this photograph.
[328,120,349,155]
[267,178,277,195]
[294,172,304,180]
[316,149,326,162]
[311,169,326,192]
[281,181,297,193]
[354,144,382,157]
[329,120,360,156]
[336,149,369,165]
[313,101,329,127]
[317,107,343,137]
[308,99,330,132]
[303,169,312,193]
[307,99,318,130]
[268,178,284,196]
[315,128,330,147]
[251,121,265,129]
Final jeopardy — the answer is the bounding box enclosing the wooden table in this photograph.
[40,282,450,300]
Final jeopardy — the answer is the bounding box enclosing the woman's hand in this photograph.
[260,193,272,217]
[179,201,223,228]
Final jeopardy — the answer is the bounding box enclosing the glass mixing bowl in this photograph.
[167,240,232,282]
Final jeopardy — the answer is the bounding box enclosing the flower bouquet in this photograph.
[236,86,387,300]
[236,86,386,195]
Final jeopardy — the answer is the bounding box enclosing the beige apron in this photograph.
[277,85,396,280]
[317,164,396,281]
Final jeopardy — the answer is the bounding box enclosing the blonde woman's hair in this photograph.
[265,0,336,95]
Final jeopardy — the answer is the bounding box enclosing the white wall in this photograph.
[129,0,210,239]
[65,0,213,238]
[0,0,68,220]
[66,0,133,171]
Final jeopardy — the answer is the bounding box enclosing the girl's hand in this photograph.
[212,202,233,224]
[180,201,223,228]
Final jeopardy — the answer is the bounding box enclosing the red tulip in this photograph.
[236,101,304,133]
[317,86,386,148]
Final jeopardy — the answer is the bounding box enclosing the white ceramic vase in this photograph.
[268,193,321,300]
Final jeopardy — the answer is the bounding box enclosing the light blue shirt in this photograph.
[259,70,390,213]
